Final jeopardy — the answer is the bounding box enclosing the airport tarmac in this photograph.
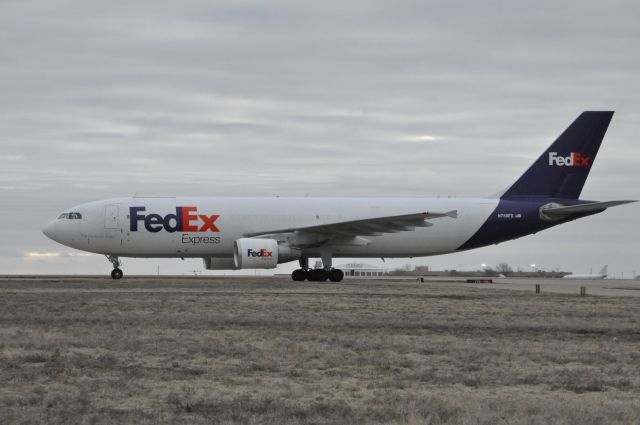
[426,276,640,297]
[2,274,640,297]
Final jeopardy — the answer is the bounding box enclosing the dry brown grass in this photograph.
[1,276,639,424]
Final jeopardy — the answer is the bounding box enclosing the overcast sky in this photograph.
[1,0,638,277]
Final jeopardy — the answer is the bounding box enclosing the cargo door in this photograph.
[105,204,119,229]
[103,204,123,252]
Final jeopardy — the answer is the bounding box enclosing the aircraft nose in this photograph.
[42,220,59,242]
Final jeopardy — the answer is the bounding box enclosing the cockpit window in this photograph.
[58,212,82,220]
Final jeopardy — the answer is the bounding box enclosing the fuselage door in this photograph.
[105,204,119,229]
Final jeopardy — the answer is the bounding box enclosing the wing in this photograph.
[243,210,457,246]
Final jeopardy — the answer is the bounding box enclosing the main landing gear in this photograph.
[291,268,344,282]
[107,255,123,280]
[291,256,344,282]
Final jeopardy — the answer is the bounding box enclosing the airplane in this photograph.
[42,111,636,281]
[563,265,608,280]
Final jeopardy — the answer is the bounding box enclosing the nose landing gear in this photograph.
[106,255,123,279]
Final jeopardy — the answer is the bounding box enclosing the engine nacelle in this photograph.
[202,257,237,270]
[233,238,301,269]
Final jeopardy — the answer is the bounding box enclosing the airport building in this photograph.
[335,263,386,278]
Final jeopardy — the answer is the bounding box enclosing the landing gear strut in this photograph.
[107,255,123,280]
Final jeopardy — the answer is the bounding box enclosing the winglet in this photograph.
[425,210,458,219]
[445,210,458,219]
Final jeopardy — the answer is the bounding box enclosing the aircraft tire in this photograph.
[328,268,344,282]
[307,269,329,282]
[111,268,123,280]
[291,269,308,281]
[306,269,319,281]
[317,269,329,282]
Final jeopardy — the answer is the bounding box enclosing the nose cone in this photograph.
[42,220,60,242]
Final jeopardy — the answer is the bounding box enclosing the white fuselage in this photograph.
[563,273,607,280]
[563,265,608,280]
[43,196,499,259]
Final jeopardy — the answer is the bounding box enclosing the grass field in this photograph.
[1,277,639,424]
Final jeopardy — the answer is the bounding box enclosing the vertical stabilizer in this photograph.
[502,111,614,199]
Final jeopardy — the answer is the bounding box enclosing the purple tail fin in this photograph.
[502,111,614,199]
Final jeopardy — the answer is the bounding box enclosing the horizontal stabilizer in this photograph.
[541,200,636,218]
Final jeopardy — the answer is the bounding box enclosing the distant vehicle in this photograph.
[43,112,636,281]
[563,265,608,280]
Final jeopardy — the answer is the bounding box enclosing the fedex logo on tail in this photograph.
[548,152,590,167]
[130,206,220,233]
[247,248,273,257]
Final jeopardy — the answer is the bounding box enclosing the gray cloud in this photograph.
[1,0,638,276]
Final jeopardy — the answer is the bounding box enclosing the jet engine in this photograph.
[233,238,301,269]
[202,257,237,270]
